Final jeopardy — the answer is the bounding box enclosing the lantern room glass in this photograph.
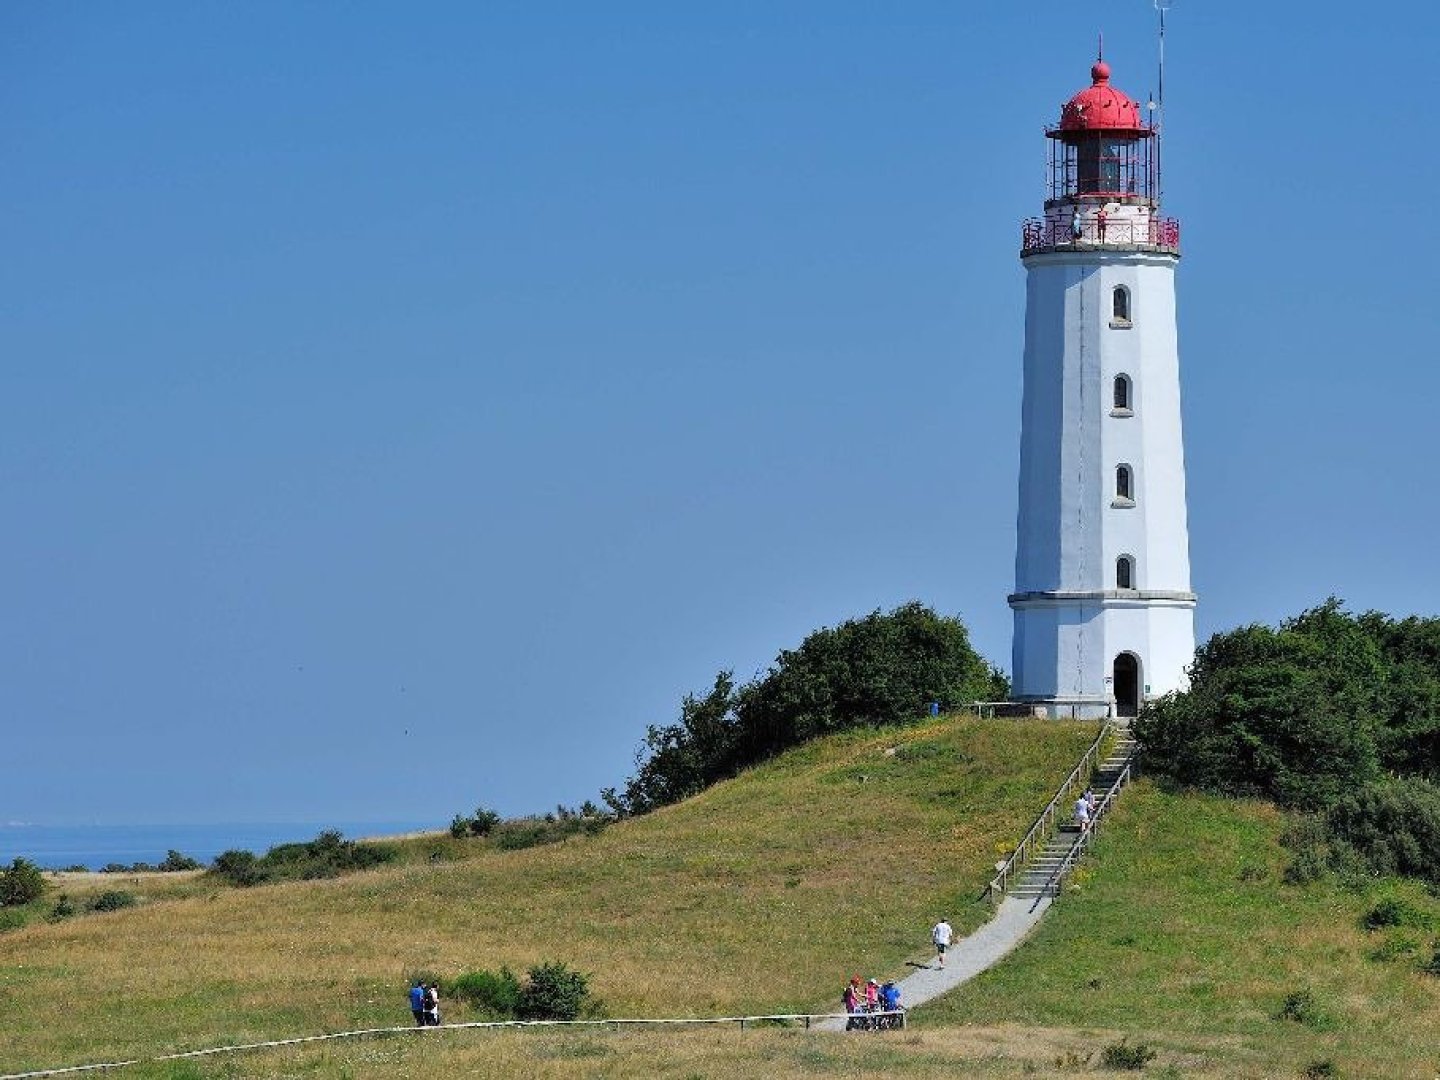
[1049,133,1155,203]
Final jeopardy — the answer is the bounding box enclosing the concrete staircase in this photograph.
[1007,726,1136,901]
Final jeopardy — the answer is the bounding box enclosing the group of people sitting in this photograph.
[841,975,903,1029]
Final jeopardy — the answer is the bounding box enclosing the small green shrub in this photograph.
[1368,933,1420,962]
[1303,1061,1338,1079]
[50,894,77,921]
[1275,988,1333,1029]
[517,961,592,1021]
[1099,1038,1156,1070]
[212,849,267,887]
[0,908,28,932]
[1363,896,1432,931]
[159,850,202,872]
[448,967,522,1017]
[469,808,502,837]
[0,858,47,907]
[449,814,470,839]
[87,890,138,913]
[1423,945,1440,977]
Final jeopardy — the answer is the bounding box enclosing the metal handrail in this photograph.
[985,723,1112,899]
[1027,756,1133,913]
[1021,216,1180,254]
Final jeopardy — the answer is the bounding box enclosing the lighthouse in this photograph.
[1009,55,1195,718]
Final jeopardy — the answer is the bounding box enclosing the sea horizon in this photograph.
[0,820,438,871]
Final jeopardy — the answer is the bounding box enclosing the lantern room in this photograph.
[1045,59,1156,205]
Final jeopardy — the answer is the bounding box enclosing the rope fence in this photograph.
[0,1010,906,1079]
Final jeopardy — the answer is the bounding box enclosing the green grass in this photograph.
[7,725,1436,1078]
[0,716,1097,1075]
[917,782,1440,1077]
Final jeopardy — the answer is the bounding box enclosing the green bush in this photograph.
[159,850,202,872]
[1274,988,1333,1029]
[0,858,47,907]
[88,890,138,913]
[210,832,397,887]
[1135,601,1440,810]
[0,909,27,932]
[1099,1038,1157,1070]
[448,967,522,1017]
[517,961,593,1021]
[1303,1062,1338,1079]
[1424,945,1440,977]
[212,849,267,887]
[1363,895,1432,931]
[1327,779,1440,887]
[50,894,77,921]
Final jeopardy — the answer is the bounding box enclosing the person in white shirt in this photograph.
[1074,793,1092,832]
[931,918,953,969]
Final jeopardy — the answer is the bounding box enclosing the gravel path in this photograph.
[817,894,1052,1031]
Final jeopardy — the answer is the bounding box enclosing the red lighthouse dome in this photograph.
[1059,60,1146,133]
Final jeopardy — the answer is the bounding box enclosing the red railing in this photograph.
[1021,216,1180,255]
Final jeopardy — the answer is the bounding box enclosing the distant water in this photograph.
[0,821,437,871]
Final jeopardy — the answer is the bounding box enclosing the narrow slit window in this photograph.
[1113,374,1132,411]
[1116,556,1135,590]
[1112,286,1131,323]
[1116,464,1133,501]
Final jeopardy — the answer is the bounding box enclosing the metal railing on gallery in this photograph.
[1021,216,1180,255]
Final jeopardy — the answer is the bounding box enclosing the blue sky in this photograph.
[5,2,1438,826]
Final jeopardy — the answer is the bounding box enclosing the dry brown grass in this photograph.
[0,717,1097,1074]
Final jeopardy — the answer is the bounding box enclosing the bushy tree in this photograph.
[0,858,46,907]
[517,961,592,1020]
[1135,600,1440,884]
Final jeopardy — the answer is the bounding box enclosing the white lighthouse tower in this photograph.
[1009,54,1195,718]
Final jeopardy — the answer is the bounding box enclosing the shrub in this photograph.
[1327,779,1440,887]
[212,849,267,887]
[1363,896,1432,931]
[159,850,202,872]
[449,814,469,840]
[1424,945,1440,977]
[448,967,522,1017]
[211,832,396,887]
[1099,1038,1157,1070]
[517,961,592,1021]
[87,890,138,913]
[1303,1062,1338,1079]
[1275,988,1332,1029]
[0,909,26,932]
[1368,933,1420,963]
[0,858,47,907]
[469,808,502,837]
[50,894,77,921]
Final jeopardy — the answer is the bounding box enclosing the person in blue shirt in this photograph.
[408,980,426,1026]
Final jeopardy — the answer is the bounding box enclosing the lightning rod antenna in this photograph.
[1153,0,1172,203]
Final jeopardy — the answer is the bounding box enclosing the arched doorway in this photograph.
[1113,653,1140,717]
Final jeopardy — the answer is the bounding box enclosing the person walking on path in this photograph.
[1074,792,1092,832]
[931,917,953,969]
[408,980,426,1026]
[422,982,441,1026]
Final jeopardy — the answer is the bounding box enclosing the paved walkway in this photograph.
[817,894,1052,1031]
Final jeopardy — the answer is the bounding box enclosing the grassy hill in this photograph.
[0,716,1097,1076]
[4,718,1437,1078]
